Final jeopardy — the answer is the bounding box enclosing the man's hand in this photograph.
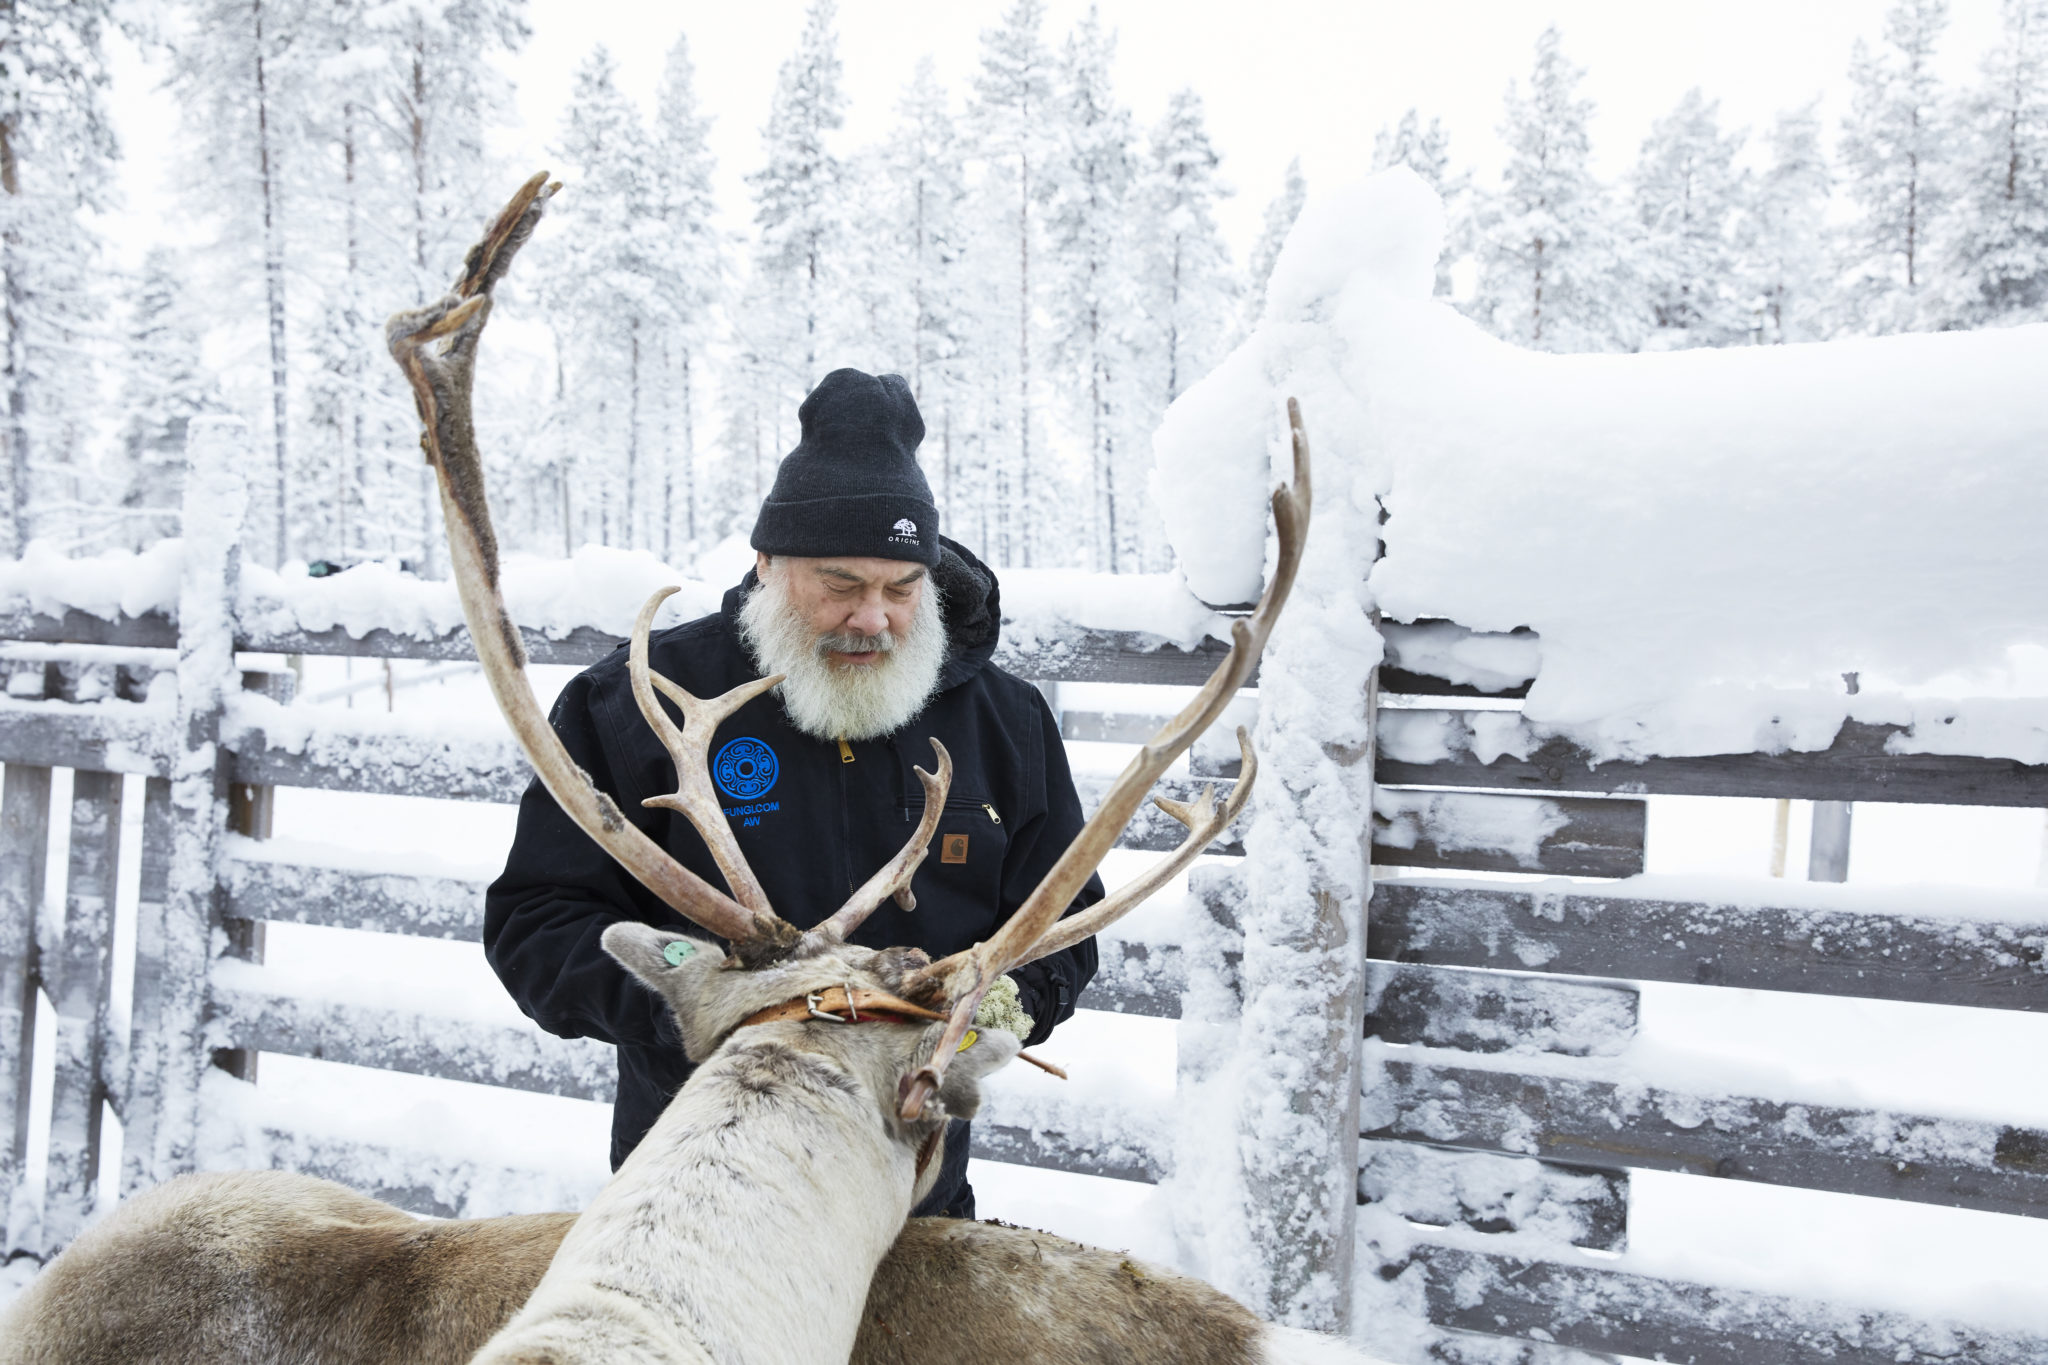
[971,974,1034,1039]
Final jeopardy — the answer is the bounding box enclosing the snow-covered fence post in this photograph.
[119,776,174,1198]
[213,667,290,1083]
[1228,478,1380,1330]
[39,665,128,1254]
[1170,402,1382,1331]
[0,668,52,1254]
[137,415,249,1184]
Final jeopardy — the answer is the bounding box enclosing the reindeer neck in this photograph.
[491,1019,921,1365]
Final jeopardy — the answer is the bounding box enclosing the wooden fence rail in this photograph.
[2,505,2045,1358]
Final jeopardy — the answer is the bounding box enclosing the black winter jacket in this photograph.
[484,539,1101,1208]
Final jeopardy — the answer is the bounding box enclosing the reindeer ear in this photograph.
[602,922,723,992]
[928,1025,1020,1120]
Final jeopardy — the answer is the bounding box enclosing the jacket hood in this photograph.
[720,535,1001,692]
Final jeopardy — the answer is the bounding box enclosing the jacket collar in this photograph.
[719,535,1000,695]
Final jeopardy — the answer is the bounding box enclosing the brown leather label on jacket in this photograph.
[941,834,969,864]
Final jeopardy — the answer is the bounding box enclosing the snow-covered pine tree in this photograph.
[1939,0,2048,325]
[359,0,526,573]
[1138,90,1235,414]
[117,249,222,546]
[1837,0,1952,333]
[852,58,972,536]
[1243,157,1304,332]
[1629,88,1749,348]
[1738,102,1833,344]
[168,0,314,565]
[649,31,726,561]
[1371,109,1467,296]
[966,0,1056,567]
[1470,26,1638,352]
[543,45,666,553]
[745,0,849,415]
[301,0,374,565]
[0,0,119,554]
[1045,5,1138,570]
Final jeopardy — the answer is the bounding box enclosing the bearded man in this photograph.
[486,368,1100,1220]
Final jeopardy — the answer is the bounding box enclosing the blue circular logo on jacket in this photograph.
[713,737,778,800]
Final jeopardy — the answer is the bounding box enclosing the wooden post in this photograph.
[146,415,249,1185]
[39,666,127,1253]
[0,668,52,1256]
[1189,420,1376,1331]
[1769,798,1791,877]
[119,776,173,1199]
[213,668,290,1083]
[1809,801,1852,882]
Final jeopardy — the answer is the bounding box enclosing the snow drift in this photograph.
[1154,168,2048,764]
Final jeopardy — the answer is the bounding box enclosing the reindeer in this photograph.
[0,175,1384,1365]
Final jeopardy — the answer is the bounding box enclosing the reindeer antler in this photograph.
[895,402,1312,1119]
[388,174,799,961]
[1013,730,1257,968]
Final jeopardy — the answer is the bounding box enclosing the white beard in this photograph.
[737,569,948,742]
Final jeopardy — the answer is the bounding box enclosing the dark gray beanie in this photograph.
[749,368,940,567]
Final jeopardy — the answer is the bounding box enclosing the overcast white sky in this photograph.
[107,0,2008,265]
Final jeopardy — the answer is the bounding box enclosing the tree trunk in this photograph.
[253,0,290,566]
[627,323,641,551]
[3,105,27,556]
[1016,156,1032,568]
[681,346,696,549]
[341,97,362,561]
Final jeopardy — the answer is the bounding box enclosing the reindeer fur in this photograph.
[0,1170,572,1364]
[467,921,1019,1364]
[0,1177,1384,1365]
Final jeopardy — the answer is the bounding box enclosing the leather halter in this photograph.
[734,984,1070,1081]
[736,984,946,1031]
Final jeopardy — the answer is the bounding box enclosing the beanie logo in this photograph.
[888,517,920,547]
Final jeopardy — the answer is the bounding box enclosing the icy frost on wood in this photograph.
[39,762,123,1255]
[1166,433,1376,1329]
[1370,789,1645,879]
[1364,962,1637,1058]
[1366,1047,2048,1220]
[1378,711,2048,806]
[1356,1141,1628,1252]
[0,699,51,1256]
[208,970,618,1102]
[1370,878,2048,1012]
[144,415,248,1186]
[1400,1241,2048,1365]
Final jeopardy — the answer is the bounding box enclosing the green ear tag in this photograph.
[663,940,697,967]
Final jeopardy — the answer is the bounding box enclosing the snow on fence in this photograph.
[3,421,2048,1362]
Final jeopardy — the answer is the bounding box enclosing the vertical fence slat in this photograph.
[146,416,248,1186]
[0,750,52,1256]
[39,766,123,1253]
[118,777,174,1199]
[212,671,288,1084]
[1810,800,1853,882]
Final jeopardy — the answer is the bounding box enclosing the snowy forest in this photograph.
[9,0,2048,578]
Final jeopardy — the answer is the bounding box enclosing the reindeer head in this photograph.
[600,922,1019,1178]
[389,172,1310,1129]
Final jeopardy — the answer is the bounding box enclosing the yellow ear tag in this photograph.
[956,1029,978,1053]
[663,940,697,967]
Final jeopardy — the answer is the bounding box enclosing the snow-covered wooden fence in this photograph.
[3,425,2048,1362]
